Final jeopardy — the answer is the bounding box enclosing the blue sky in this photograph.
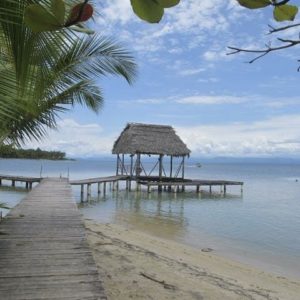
[29,0,300,158]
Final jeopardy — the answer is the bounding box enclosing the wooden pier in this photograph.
[70,175,129,201]
[0,174,41,189]
[69,174,243,201]
[139,179,244,195]
[0,178,106,300]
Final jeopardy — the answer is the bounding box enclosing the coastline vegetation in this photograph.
[0,145,67,160]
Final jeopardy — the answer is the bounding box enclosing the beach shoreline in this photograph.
[84,220,300,300]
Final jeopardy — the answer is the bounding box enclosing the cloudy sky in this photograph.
[30,0,300,158]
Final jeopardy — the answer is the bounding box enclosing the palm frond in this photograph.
[0,0,137,145]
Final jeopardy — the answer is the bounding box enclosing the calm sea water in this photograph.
[1,157,300,278]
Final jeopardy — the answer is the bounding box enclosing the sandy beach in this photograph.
[85,220,300,300]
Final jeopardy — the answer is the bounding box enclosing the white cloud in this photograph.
[176,95,247,105]
[96,0,247,56]
[26,119,116,157]
[176,114,300,156]
[177,68,206,76]
[25,114,300,158]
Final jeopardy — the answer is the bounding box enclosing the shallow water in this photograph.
[1,158,300,278]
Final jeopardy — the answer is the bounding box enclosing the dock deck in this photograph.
[0,178,106,300]
[0,174,41,189]
[139,179,244,194]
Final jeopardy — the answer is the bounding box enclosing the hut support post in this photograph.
[97,182,101,195]
[136,153,141,191]
[129,155,133,191]
[116,154,120,176]
[158,154,163,192]
[121,154,125,175]
[181,156,185,191]
[170,156,173,178]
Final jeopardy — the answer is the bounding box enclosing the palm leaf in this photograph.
[0,0,137,145]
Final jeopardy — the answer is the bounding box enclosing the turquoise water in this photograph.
[1,158,300,278]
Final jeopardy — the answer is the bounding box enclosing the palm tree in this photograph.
[0,0,137,145]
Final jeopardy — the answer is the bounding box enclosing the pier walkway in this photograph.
[0,178,106,300]
[0,174,41,189]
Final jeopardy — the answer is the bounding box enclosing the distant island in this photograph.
[0,145,68,160]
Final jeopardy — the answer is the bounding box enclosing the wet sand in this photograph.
[85,220,300,300]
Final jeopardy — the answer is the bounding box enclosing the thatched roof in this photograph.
[112,123,191,156]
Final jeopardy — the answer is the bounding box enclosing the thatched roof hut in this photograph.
[112,123,190,156]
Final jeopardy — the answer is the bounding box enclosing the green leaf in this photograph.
[130,0,164,23]
[51,0,65,25]
[157,0,180,8]
[273,4,298,22]
[237,0,270,9]
[24,4,63,32]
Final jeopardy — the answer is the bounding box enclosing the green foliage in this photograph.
[273,4,298,21]
[157,0,180,8]
[237,0,299,23]
[24,2,65,32]
[130,0,164,23]
[0,145,66,160]
[237,0,270,9]
[24,0,182,31]
[0,0,137,145]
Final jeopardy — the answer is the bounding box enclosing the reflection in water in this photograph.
[79,189,242,242]
[112,191,188,240]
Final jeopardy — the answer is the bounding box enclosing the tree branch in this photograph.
[227,38,300,63]
[272,0,290,6]
[268,22,300,34]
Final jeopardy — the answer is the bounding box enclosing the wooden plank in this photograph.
[0,178,106,300]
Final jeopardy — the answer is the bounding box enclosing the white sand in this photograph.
[85,220,300,300]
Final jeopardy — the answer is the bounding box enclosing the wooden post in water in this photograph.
[196,185,200,193]
[241,184,243,195]
[103,182,106,195]
[12,180,15,187]
[97,182,101,195]
[80,185,84,202]
[158,154,163,193]
[0,179,2,186]
[223,185,227,196]
[209,185,212,194]
[147,183,152,193]
[87,184,91,200]
[29,182,32,189]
